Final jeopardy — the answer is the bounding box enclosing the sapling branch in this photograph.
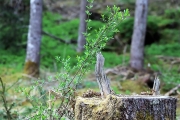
[57,6,129,118]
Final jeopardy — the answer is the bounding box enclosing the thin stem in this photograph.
[0,78,12,120]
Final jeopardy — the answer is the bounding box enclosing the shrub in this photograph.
[43,12,105,41]
[145,43,180,57]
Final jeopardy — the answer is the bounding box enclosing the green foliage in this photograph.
[164,7,180,21]
[0,0,29,51]
[162,69,180,84]
[115,13,180,44]
[146,43,180,57]
[158,8,180,43]
[43,13,79,41]
[0,77,20,120]
[112,86,121,94]
[160,29,179,43]
[102,52,129,67]
[145,43,180,85]
[41,38,77,70]
[115,16,160,44]
[0,50,25,71]
[43,12,105,41]
[116,17,133,41]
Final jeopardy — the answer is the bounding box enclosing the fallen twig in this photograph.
[165,84,180,96]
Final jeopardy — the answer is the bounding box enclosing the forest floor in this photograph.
[0,62,180,119]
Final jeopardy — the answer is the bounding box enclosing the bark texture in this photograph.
[25,0,43,77]
[130,0,148,70]
[77,0,87,52]
[75,95,177,120]
[95,52,112,98]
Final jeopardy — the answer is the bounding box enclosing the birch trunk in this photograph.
[77,0,87,52]
[130,0,148,70]
[24,0,43,78]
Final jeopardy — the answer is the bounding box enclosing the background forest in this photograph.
[0,0,180,119]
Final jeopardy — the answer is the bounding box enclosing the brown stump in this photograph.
[75,95,177,120]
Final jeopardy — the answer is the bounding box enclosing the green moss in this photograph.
[136,111,153,120]
[121,80,149,94]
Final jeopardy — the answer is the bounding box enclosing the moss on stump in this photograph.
[75,94,177,120]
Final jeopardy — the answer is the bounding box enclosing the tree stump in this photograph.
[75,95,177,120]
[75,52,177,120]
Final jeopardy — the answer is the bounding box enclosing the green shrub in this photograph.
[164,8,180,21]
[0,50,25,71]
[116,17,134,42]
[102,52,129,67]
[43,12,105,41]
[115,16,160,45]
[41,37,77,70]
[157,8,180,43]
[145,43,180,57]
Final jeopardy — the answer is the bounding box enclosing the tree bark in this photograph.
[95,52,112,98]
[24,0,43,78]
[75,95,177,120]
[130,0,148,70]
[77,0,87,52]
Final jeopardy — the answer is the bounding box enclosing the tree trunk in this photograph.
[130,0,148,70]
[77,0,87,52]
[75,95,177,120]
[24,0,43,78]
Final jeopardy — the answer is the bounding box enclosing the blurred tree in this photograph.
[130,0,148,70]
[77,0,87,52]
[24,0,43,78]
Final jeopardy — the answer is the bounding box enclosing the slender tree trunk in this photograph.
[24,0,43,78]
[130,0,148,70]
[77,0,87,52]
